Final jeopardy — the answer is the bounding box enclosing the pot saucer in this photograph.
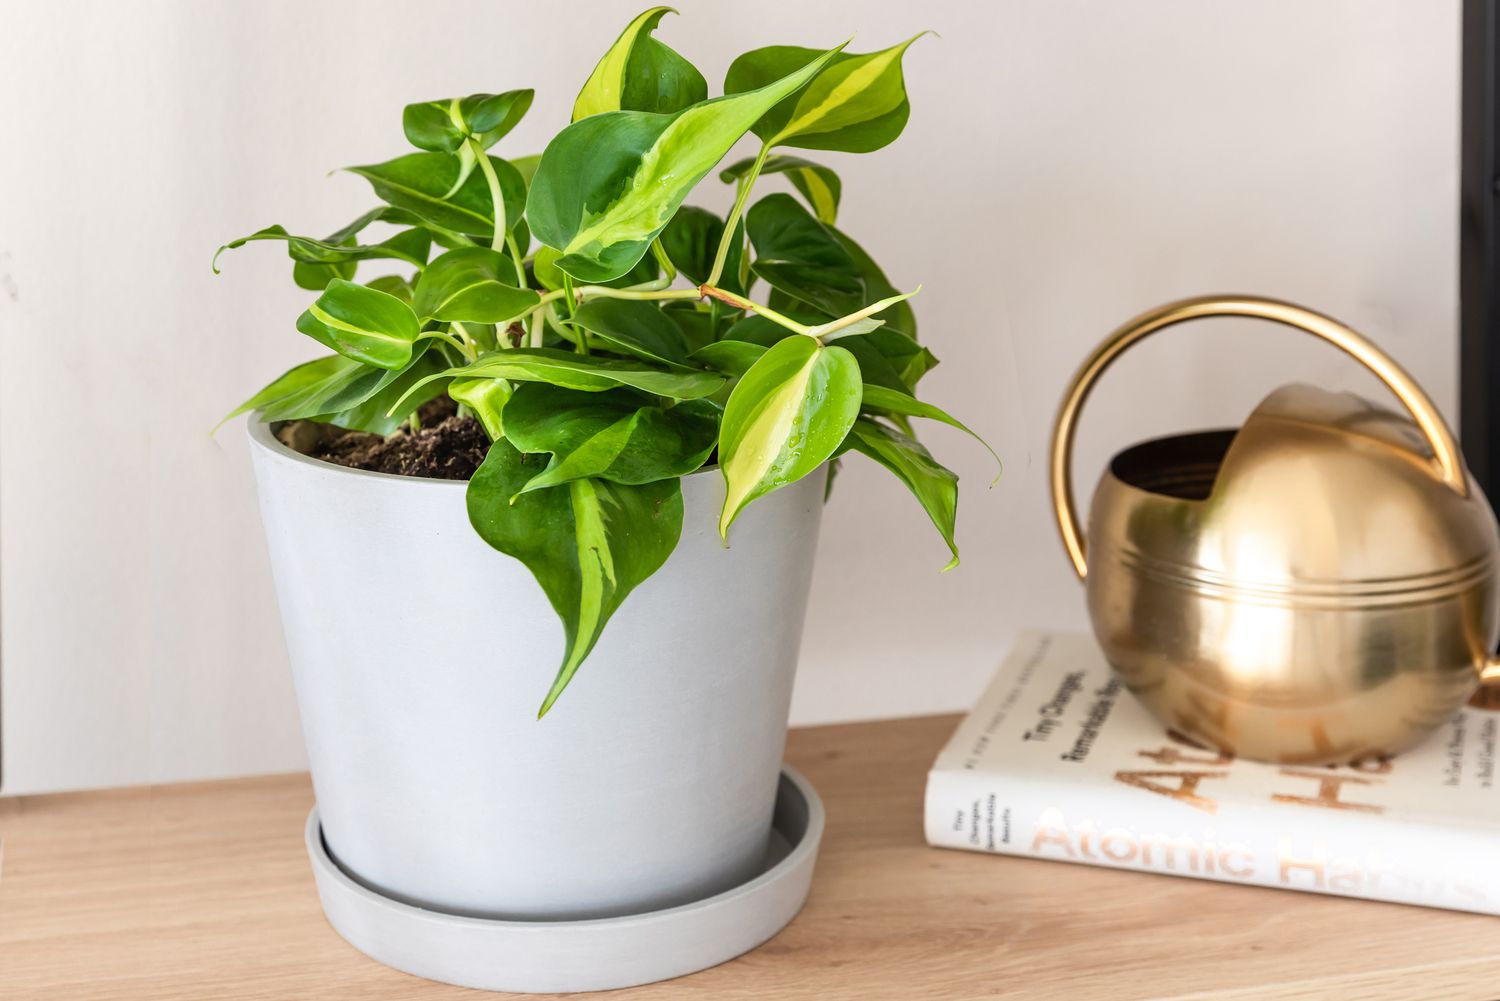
[305,766,825,994]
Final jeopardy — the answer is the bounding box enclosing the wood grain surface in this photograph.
[2,714,1496,1000]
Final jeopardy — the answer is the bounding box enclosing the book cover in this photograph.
[925,631,1500,914]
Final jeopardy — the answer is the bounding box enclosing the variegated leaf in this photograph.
[573,7,707,120]
[528,44,844,283]
[717,334,862,538]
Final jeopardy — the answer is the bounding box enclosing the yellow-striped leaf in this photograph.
[528,44,844,283]
[717,335,862,538]
[412,247,538,324]
[295,279,420,370]
[725,34,926,153]
[573,7,707,120]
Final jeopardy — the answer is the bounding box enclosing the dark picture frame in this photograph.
[1462,0,1500,489]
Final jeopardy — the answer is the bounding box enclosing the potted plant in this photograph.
[218,2,990,953]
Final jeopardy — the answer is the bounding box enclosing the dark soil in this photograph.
[277,397,489,480]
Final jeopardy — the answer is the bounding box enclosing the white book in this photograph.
[925,631,1500,915]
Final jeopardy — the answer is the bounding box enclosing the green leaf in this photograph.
[723,314,799,347]
[217,354,352,431]
[746,193,864,316]
[573,6,707,120]
[412,247,538,324]
[404,90,535,153]
[293,259,355,291]
[532,245,565,291]
[214,223,431,273]
[661,301,726,353]
[717,335,862,537]
[365,273,415,303]
[511,153,542,189]
[725,35,925,152]
[503,383,717,493]
[840,328,936,390]
[833,226,916,338]
[564,298,693,366]
[467,442,683,716]
[528,43,844,283]
[450,377,511,440]
[295,278,420,370]
[388,347,726,414]
[249,346,436,432]
[721,154,842,224]
[318,346,450,435]
[347,152,525,239]
[234,344,447,437]
[847,417,959,570]
[860,384,999,477]
[689,339,766,377]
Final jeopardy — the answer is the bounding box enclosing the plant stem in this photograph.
[470,138,507,254]
[650,238,677,282]
[420,327,473,358]
[804,286,922,340]
[505,232,526,281]
[449,320,480,360]
[706,142,768,288]
[698,284,810,335]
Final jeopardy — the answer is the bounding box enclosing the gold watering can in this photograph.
[1051,295,1500,764]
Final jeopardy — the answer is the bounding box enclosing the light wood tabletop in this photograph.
[3,713,1497,1000]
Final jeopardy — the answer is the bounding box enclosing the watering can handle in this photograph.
[1049,295,1468,582]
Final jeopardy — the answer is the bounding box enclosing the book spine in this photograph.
[924,767,1500,916]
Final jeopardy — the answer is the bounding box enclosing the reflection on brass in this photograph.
[1050,295,1500,764]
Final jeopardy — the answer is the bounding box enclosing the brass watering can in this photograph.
[1051,295,1500,764]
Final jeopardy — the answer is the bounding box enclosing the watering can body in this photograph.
[1053,297,1500,764]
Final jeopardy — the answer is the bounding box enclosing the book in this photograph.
[924,631,1500,915]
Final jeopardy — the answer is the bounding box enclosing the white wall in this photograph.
[0,0,1460,794]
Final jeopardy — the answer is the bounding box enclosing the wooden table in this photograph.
[3,715,1496,1000]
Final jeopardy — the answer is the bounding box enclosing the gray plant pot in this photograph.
[247,420,826,921]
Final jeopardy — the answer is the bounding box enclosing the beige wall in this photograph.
[0,0,1460,793]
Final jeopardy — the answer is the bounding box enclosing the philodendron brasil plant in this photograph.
[216,7,994,717]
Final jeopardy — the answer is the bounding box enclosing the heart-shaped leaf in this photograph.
[721,154,842,224]
[347,152,525,239]
[504,383,718,493]
[528,43,843,283]
[717,334,862,537]
[467,441,683,716]
[565,298,693,366]
[573,7,707,120]
[413,247,538,323]
[847,417,959,570]
[296,279,421,370]
[746,193,864,316]
[404,89,536,154]
[726,35,925,153]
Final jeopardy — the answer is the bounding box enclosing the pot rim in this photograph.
[246,415,722,488]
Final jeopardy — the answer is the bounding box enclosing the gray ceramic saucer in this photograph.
[305,766,825,994]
